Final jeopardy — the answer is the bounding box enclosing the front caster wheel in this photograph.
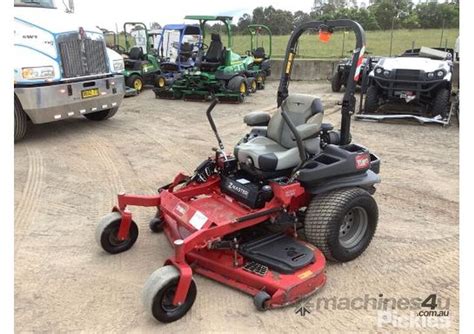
[149,216,164,233]
[142,266,197,323]
[254,291,271,311]
[96,212,138,254]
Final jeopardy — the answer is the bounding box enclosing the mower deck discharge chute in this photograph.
[96,19,381,323]
[160,16,268,103]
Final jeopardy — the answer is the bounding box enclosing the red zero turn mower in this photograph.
[96,20,381,323]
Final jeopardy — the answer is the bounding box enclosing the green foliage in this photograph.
[234,2,458,35]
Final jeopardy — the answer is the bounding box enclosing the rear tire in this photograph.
[84,107,118,121]
[331,72,343,92]
[364,85,380,113]
[14,96,28,142]
[431,88,450,119]
[304,188,378,262]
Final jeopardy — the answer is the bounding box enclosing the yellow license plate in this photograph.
[81,88,99,99]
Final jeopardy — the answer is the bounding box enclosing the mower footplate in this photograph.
[187,243,326,309]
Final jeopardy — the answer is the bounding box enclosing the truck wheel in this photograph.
[304,188,378,262]
[84,107,118,121]
[364,86,380,113]
[331,72,343,92]
[142,265,197,323]
[14,97,28,142]
[431,88,450,119]
[96,212,139,254]
[127,75,144,92]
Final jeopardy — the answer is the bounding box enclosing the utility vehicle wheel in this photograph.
[431,88,450,119]
[155,75,166,89]
[142,265,197,323]
[96,212,139,254]
[331,72,343,92]
[247,77,258,94]
[14,96,28,142]
[84,107,118,121]
[149,215,164,233]
[254,291,271,311]
[304,188,378,262]
[364,86,380,113]
[256,73,266,90]
[127,75,144,92]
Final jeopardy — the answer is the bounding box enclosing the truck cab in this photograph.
[14,0,126,141]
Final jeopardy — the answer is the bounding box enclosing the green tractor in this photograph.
[246,24,272,89]
[169,15,266,103]
[122,22,160,92]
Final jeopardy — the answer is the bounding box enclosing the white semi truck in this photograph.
[14,0,126,141]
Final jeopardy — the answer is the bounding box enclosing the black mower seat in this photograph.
[234,94,324,171]
[200,33,224,72]
[124,47,146,70]
[252,47,266,62]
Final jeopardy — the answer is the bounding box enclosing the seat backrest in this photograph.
[252,47,266,59]
[267,94,324,149]
[128,47,144,60]
[205,34,223,62]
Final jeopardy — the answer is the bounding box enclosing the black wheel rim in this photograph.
[339,206,368,248]
[161,286,179,312]
[108,225,129,247]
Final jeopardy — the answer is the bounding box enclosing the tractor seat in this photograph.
[124,47,145,70]
[252,47,266,63]
[200,33,224,72]
[234,94,324,172]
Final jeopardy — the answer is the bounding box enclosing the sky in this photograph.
[72,0,314,31]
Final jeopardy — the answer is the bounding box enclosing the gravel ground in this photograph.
[14,81,459,333]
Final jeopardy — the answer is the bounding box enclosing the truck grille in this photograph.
[394,69,421,81]
[57,33,108,78]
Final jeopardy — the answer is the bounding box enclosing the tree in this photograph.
[237,13,252,33]
[293,10,311,28]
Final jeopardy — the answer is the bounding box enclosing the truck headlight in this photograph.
[383,70,391,77]
[436,70,445,77]
[427,72,435,79]
[113,59,124,72]
[375,67,383,75]
[21,66,55,80]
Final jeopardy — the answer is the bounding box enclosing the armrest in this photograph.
[243,111,271,126]
[291,123,320,141]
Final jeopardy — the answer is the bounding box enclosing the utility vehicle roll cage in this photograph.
[277,19,366,161]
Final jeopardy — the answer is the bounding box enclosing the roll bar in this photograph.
[277,20,366,161]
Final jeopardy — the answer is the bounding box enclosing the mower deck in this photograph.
[189,246,326,308]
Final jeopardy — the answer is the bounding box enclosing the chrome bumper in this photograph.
[15,75,125,124]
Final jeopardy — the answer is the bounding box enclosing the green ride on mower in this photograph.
[167,16,264,103]
[246,24,272,90]
[122,22,161,92]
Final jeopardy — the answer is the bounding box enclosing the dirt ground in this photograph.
[14,81,459,333]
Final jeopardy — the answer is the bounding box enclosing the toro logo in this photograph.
[174,203,188,216]
[355,153,370,170]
